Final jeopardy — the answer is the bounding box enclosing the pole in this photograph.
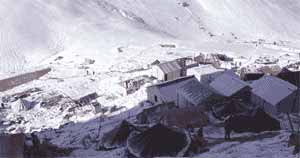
[288,113,295,133]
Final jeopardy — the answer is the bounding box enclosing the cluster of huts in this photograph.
[98,54,300,157]
[146,56,300,117]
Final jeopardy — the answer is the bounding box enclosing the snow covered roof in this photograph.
[251,76,297,105]
[177,80,214,105]
[187,64,223,76]
[157,60,182,74]
[148,76,197,102]
[210,72,249,97]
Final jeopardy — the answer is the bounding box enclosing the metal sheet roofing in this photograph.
[157,60,182,74]
[210,72,249,97]
[177,80,214,105]
[251,76,298,105]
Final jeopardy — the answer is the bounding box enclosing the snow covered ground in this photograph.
[1,0,300,157]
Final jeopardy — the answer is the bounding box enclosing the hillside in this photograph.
[1,0,300,73]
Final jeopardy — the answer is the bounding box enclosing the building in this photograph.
[176,79,217,108]
[277,68,300,87]
[250,76,299,115]
[187,64,223,84]
[194,53,221,68]
[152,60,183,81]
[76,92,98,105]
[160,106,209,128]
[146,76,196,105]
[242,73,264,81]
[136,102,176,124]
[120,76,154,95]
[258,65,282,76]
[210,72,251,100]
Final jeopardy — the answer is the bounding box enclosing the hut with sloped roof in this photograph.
[250,76,299,115]
[176,79,219,108]
[146,76,196,106]
[152,60,183,81]
[187,64,223,84]
[210,72,251,101]
[277,68,300,87]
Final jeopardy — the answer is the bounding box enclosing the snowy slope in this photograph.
[1,0,300,73]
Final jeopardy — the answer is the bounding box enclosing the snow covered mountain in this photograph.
[1,0,300,73]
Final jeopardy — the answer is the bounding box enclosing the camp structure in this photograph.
[250,76,299,115]
[176,79,218,108]
[277,68,300,87]
[11,99,36,112]
[242,73,264,81]
[76,92,98,105]
[187,64,223,84]
[101,120,136,149]
[152,60,183,81]
[136,102,176,124]
[127,124,191,158]
[146,76,196,106]
[160,106,209,129]
[258,65,282,76]
[210,71,251,101]
[120,75,153,95]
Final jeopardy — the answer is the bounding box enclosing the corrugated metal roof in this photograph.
[210,72,248,97]
[157,60,182,74]
[147,76,197,103]
[177,80,214,105]
[148,76,195,88]
[251,76,297,106]
[187,64,222,76]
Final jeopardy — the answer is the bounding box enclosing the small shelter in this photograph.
[187,64,223,84]
[176,80,217,108]
[76,92,98,105]
[258,65,282,76]
[11,99,35,112]
[146,76,196,105]
[242,73,264,81]
[277,68,300,87]
[101,120,136,149]
[160,106,209,128]
[127,124,191,158]
[152,60,183,81]
[194,53,221,68]
[210,72,251,100]
[120,76,153,95]
[250,76,299,115]
[136,102,176,124]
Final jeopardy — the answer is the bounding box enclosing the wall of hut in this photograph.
[251,93,279,115]
[251,91,299,115]
[152,66,182,81]
[231,86,252,102]
[146,87,164,105]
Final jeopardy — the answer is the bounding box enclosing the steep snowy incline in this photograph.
[1,0,300,73]
[193,0,300,39]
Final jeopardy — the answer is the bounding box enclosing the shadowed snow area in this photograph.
[1,0,300,72]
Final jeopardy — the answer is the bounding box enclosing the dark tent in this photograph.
[277,70,300,87]
[127,124,190,158]
[243,73,264,81]
[101,120,136,149]
[160,106,209,129]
